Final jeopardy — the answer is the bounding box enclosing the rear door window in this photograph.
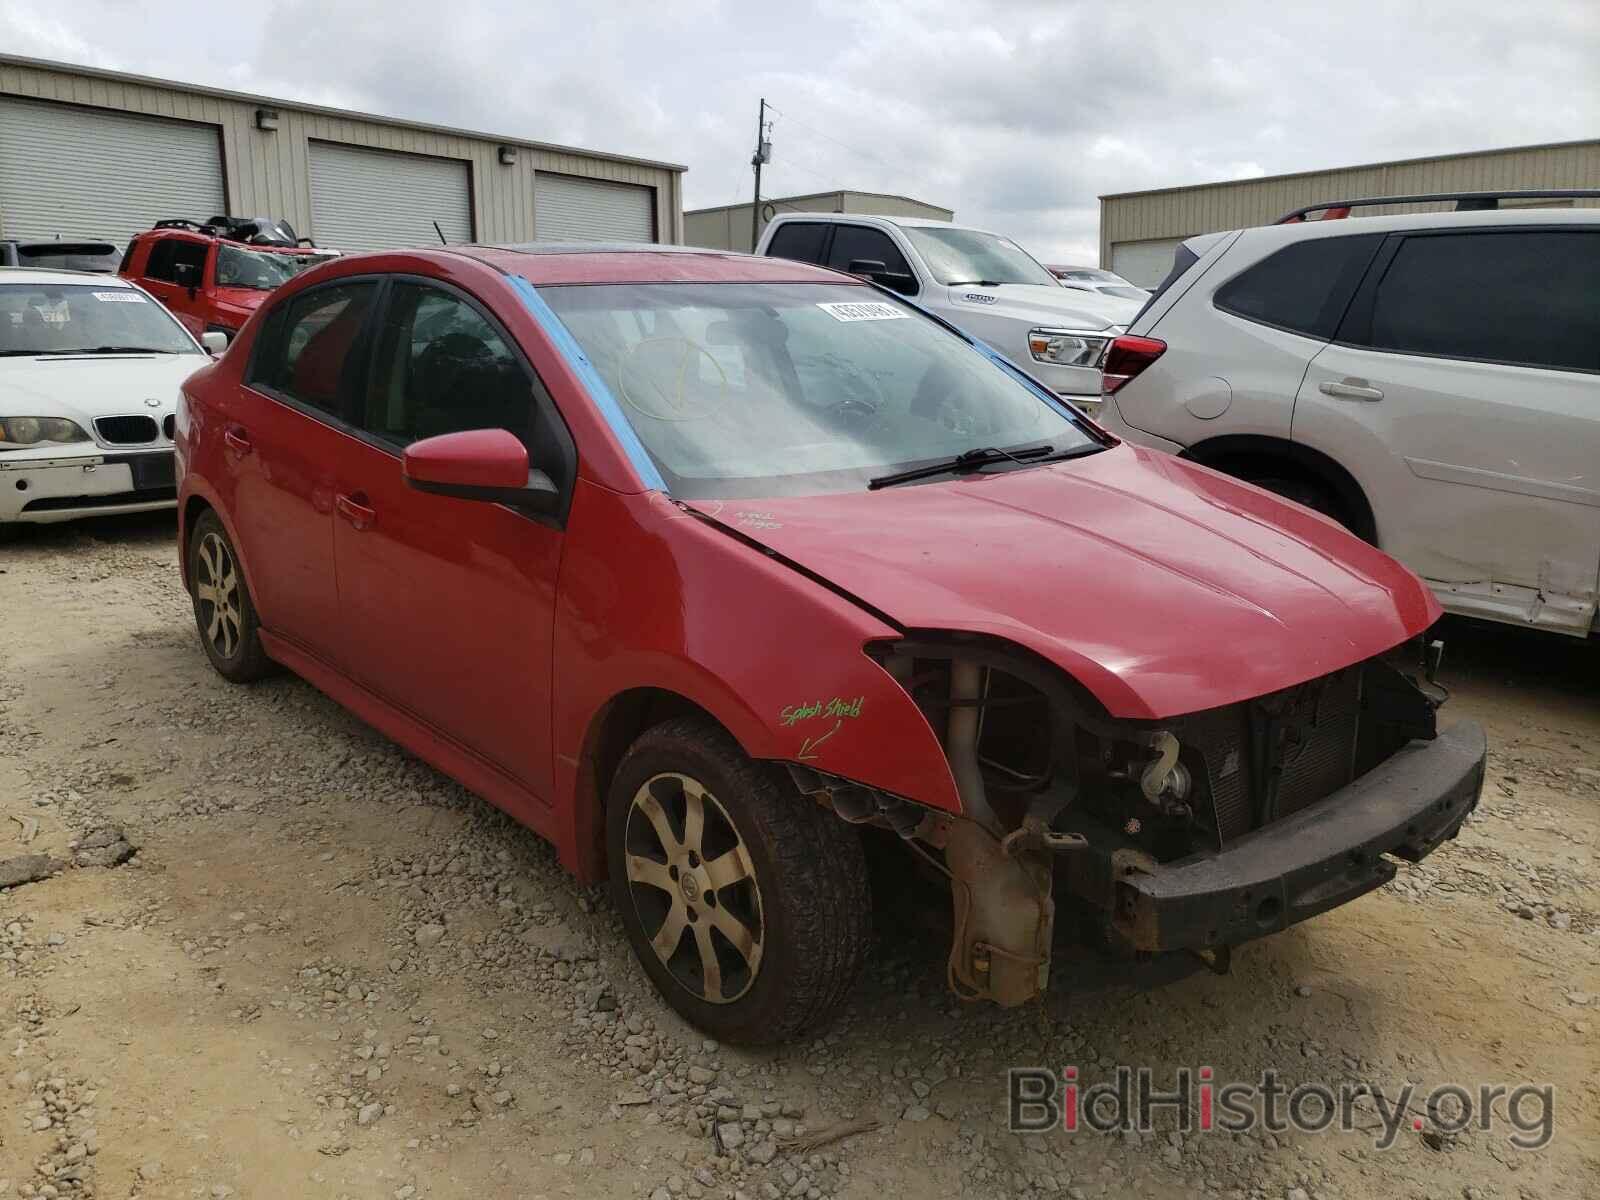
[1361,230,1599,373]
[1214,234,1380,339]
[250,281,378,417]
[765,222,829,264]
[143,238,208,285]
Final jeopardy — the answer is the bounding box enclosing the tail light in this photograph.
[1100,335,1167,394]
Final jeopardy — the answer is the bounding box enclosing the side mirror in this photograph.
[402,428,559,513]
[200,330,229,355]
[846,258,916,296]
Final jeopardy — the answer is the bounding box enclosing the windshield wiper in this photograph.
[33,345,169,355]
[868,444,1054,490]
[947,279,1003,287]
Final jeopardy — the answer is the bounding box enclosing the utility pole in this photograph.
[750,98,770,252]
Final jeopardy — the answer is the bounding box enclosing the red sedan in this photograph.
[175,244,1485,1044]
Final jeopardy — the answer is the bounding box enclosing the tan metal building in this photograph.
[686,189,953,252]
[1100,138,1600,286]
[0,54,686,252]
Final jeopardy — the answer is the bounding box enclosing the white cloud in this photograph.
[2,0,1596,262]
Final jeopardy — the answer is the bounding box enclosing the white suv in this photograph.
[756,212,1138,410]
[1097,195,1600,637]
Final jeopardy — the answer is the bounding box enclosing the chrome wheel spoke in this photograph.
[680,786,706,858]
[196,582,218,604]
[703,845,754,892]
[634,791,683,858]
[197,538,220,583]
[626,853,676,894]
[708,905,762,977]
[691,921,724,1001]
[650,899,689,961]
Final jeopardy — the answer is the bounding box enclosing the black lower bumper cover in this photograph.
[1115,720,1487,952]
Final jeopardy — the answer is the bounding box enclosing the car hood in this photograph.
[942,283,1140,330]
[1,354,206,422]
[686,445,1439,719]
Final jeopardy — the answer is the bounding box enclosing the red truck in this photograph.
[119,217,336,343]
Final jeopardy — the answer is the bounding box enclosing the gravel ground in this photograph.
[1,512,1596,1200]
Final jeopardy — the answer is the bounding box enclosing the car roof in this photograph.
[768,211,997,234]
[0,267,136,286]
[1225,204,1600,248]
[446,243,860,286]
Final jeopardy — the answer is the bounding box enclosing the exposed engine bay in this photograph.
[790,634,1476,1008]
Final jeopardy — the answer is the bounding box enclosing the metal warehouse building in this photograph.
[1100,138,1600,286]
[0,55,686,253]
[686,189,952,252]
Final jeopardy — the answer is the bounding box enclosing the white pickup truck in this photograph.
[755,212,1139,410]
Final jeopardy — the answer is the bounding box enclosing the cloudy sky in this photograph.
[4,0,1597,261]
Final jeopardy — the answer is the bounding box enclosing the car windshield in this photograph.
[1059,268,1121,283]
[901,227,1060,287]
[15,243,120,273]
[216,244,338,291]
[540,281,1098,499]
[0,283,199,356]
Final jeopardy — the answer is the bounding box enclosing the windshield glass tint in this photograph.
[540,282,1094,499]
[902,227,1059,287]
[0,284,198,355]
[216,245,338,291]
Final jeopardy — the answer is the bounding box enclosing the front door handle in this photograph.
[1318,379,1385,401]
[223,426,252,455]
[336,492,376,531]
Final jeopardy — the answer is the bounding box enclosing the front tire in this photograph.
[187,509,273,682]
[606,717,871,1044]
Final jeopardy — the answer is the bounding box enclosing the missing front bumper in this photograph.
[1109,720,1486,952]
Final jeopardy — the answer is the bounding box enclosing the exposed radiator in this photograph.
[1186,667,1362,845]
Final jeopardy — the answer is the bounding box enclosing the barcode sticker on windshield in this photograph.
[93,291,146,303]
[816,301,908,323]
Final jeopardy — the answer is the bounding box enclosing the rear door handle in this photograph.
[1318,380,1385,401]
[336,492,376,531]
[223,426,252,454]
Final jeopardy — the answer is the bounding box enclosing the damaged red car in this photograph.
[175,245,1486,1044]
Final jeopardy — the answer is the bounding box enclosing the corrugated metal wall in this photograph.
[1099,140,1600,267]
[686,191,954,250]
[0,56,685,247]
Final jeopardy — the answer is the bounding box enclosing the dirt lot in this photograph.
[1,512,1597,1200]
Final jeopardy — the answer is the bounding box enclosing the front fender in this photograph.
[550,481,961,875]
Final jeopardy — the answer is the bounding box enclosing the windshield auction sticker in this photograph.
[93,292,147,303]
[816,301,909,323]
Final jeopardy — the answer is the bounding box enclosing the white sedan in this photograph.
[0,269,224,539]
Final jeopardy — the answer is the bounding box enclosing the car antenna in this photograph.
[432,220,448,245]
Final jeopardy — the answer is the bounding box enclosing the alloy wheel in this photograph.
[623,772,764,1003]
[194,531,243,660]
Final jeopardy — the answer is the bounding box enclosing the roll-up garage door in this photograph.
[309,142,473,251]
[534,173,655,242]
[0,96,224,245]
[1109,238,1187,289]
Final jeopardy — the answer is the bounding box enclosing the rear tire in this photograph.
[186,509,274,683]
[606,717,871,1044]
